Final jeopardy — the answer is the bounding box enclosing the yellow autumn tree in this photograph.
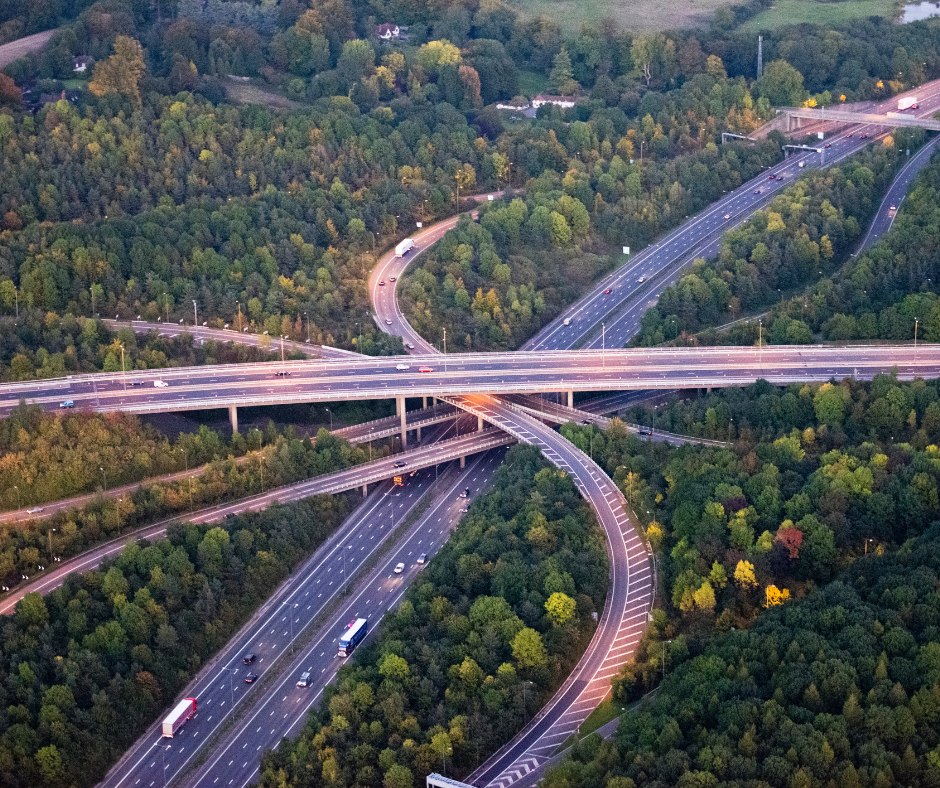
[734,560,757,588]
[764,585,791,607]
[89,36,146,108]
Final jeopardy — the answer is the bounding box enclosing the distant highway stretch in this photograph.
[2,345,936,417]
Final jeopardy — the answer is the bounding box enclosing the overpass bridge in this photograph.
[777,106,940,133]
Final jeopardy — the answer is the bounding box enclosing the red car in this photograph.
[604,288,613,294]
[419,367,433,373]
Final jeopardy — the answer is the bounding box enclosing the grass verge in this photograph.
[739,0,895,31]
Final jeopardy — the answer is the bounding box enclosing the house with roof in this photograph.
[375,23,400,40]
[73,56,93,73]
[531,94,577,109]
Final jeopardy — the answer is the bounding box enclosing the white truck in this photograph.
[395,239,415,257]
[162,698,197,737]
[898,96,918,111]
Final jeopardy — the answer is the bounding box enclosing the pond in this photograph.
[901,1,940,22]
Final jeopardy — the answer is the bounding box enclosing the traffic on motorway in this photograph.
[99,451,505,788]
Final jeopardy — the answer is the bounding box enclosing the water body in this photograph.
[901,1,940,22]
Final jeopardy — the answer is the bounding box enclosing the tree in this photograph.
[758,60,806,107]
[545,592,576,625]
[35,745,64,783]
[384,764,413,788]
[512,627,547,669]
[548,47,578,95]
[734,560,757,588]
[89,36,146,108]
[632,34,666,87]
[418,40,461,76]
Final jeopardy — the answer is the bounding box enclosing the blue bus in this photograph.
[338,618,368,657]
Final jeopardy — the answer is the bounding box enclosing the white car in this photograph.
[637,276,646,283]
[396,364,410,371]
[394,563,405,574]
[154,380,168,388]
[26,508,43,514]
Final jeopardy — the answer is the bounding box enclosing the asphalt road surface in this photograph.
[99,451,504,788]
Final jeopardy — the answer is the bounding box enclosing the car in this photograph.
[389,276,397,282]
[394,563,405,574]
[417,553,427,564]
[581,418,594,425]
[379,280,385,286]
[129,379,143,386]
[768,174,776,179]
[405,343,415,350]
[603,288,613,294]
[418,366,433,373]
[723,214,731,220]
[244,672,258,683]
[845,133,853,138]
[753,189,761,194]
[297,672,311,688]
[638,428,653,436]
[825,143,831,148]
[563,318,571,326]
[860,134,867,139]
[275,370,291,377]
[154,380,168,388]
[776,176,783,180]
[637,276,646,283]
[385,319,393,325]
[243,653,256,664]
[59,400,74,409]
[224,513,237,520]
[26,507,43,514]
[459,507,469,513]
[393,462,406,468]
[396,364,410,370]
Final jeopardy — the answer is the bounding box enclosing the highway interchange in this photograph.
[4,83,940,788]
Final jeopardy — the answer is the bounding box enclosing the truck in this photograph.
[898,96,918,111]
[162,698,197,737]
[338,618,368,657]
[395,239,415,257]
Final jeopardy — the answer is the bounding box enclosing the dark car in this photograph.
[393,462,406,468]
[753,189,761,194]
[243,653,256,664]
[860,134,867,139]
[224,513,237,520]
[825,143,831,148]
[638,428,653,436]
[275,370,291,377]
[244,672,258,683]
[603,288,613,294]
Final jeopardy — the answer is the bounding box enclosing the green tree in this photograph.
[512,627,547,669]
[548,47,577,95]
[759,59,806,107]
[89,36,146,108]
[544,592,576,626]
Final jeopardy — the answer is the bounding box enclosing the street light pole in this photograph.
[326,408,332,430]
[305,311,310,343]
[915,317,919,348]
[281,335,286,364]
[100,466,107,493]
[164,292,169,324]
[48,528,55,561]
[193,300,197,327]
[443,328,447,372]
[236,300,242,331]
[602,323,605,368]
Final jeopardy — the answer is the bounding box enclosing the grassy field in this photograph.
[518,70,547,98]
[504,0,733,33]
[739,0,896,31]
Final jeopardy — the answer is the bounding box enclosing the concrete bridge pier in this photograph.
[422,396,427,409]
[229,405,238,433]
[460,456,466,468]
[397,396,408,448]
[362,483,368,496]
[477,414,484,432]
[567,391,574,408]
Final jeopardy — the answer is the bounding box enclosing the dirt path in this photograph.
[0,29,56,68]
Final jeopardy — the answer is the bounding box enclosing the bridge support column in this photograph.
[417,425,422,442]
[228,405,238,433]
[460,456,466,468]
[397,396,408,448]
[422,396,427,409]
[567,391,574,408]
[362,483,368,496]
[478,414,484,432]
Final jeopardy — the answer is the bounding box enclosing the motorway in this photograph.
[371,223,654,788]
[98,451,504,788]
[522,84,940,353]
[857,136,940,254]
[2,346,939,417]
